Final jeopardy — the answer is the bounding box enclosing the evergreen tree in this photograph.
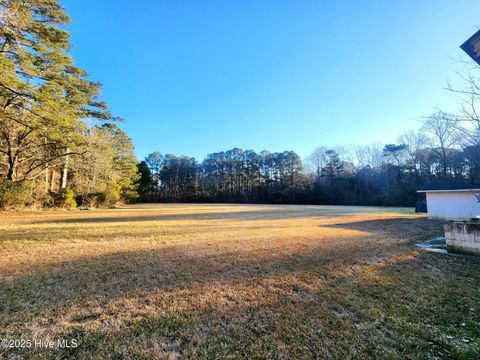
[0,0,114,183]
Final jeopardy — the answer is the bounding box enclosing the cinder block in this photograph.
[475,233,480,243]
[445,221,480,255]
[465,223,480,236]
[450,240,462,247]
[453,233,466,242]
[453,222,465,234]
[470,241,480,249]
[455,232,475,241]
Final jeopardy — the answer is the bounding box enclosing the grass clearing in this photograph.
[0,204,479,359]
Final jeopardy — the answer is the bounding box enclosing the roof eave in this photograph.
[417,189,480,193]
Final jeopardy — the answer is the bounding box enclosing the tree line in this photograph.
[138,149,305,203]
[1,0,480,209]
[137,108,480,207]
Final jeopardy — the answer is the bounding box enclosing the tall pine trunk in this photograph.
[61,149,70,189]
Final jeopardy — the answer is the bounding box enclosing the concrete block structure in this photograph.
[444,222,480,255]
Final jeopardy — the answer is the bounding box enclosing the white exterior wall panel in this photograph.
[426,191,480,220]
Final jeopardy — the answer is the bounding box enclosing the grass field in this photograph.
[1,204,479,359]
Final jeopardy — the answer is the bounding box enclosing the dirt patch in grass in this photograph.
[0,204,479,359]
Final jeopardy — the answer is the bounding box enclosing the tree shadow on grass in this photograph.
[29,206,414,225]
[3,241,480,359]
[322,217,445,243]
[1,215,466,359]
[32,211,272,224]
[0,233,403,329]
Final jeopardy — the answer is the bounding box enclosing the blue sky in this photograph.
[63,0,480,161]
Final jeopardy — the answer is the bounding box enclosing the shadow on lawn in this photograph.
[2,215,432,247]
[30,207,415,224]
[0,233,406,321]
[322,217,445,243]
[3,240,480,359]
[1,225,480,359]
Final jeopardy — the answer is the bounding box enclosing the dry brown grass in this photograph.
[0,204,479,359]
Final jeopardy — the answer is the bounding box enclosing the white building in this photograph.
[417,180,480,221]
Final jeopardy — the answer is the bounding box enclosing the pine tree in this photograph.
[0,0,114,182]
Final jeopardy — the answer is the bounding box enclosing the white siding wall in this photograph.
[426,191,480,220]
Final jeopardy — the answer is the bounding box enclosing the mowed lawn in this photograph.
[0,204,479,359]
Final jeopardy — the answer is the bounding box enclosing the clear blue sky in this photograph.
[63,0,480,161]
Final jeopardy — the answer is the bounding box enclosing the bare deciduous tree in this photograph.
[447,70,480,145]
[398,130,430,180]
[304,146,327,177]
[421,111,459,179]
